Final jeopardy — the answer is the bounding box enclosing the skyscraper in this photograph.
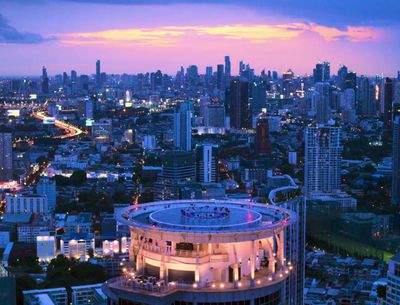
[96,59,101,87]
[392,117,400,205]
[337,65,348,90]
[313,62,330,83]
[255,115,272,154]
[41,66,49,94]
[357,76,374,116]
[224,55,231,75]
[305,126,342,195]
[314,82,331,124]
[173,101,192,151]
[216,64,224,90]
[229,78,251,129]
[0,126,13,182]
[196,144,218,183]
[380,77,394,129]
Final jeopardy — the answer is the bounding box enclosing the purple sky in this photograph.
[0,0,399,77]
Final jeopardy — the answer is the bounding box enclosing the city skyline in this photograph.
[1,0,400,76]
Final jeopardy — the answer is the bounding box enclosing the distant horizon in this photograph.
[1,0,400,76]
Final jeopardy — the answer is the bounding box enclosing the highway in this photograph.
[32,111,86,139]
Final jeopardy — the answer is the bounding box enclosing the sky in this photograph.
[0,0,399,76]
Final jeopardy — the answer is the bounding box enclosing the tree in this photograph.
[70,170,87,186]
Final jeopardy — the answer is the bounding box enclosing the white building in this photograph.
[173,101,192,151]
[102,199,300,305]
[196,144,218,183]
[36,177,56,212]
[304,125,342,195]
[61,233,94,260]
[71,283,107,305]
[386,253,400,304]
[37,235,56,261]
[23,287,68,305]
[0,126,13,182]
[5,194,48,214]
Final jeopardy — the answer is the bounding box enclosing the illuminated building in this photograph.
[173,101,192,151]
[195,144,218,183]
[37,235,56,261]
[229,78,251,129]
[5,194,48,214]
[255,115,272,154]
[304,126,342,195]
[102,199,300,305]
[0,126,13,182]
[60,233,94,261]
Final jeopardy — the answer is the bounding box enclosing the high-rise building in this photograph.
[337,65,348,90]
[0,126,13,182]
[173,101,192,151]
[392,117,400,206]
[380,77,394,129]
[196,144,218,183]
[0,264,15,305]
[314,82,331,124]
[304,126,342,195]
[255,115,272,154]
[251,81,268,114]
[313,62,330,83]
[224,55,231,75]
[6,194,48,214]
[345,71,357,90]
[216,64,224,90]
[386,253,400,304]
[96,59,101,87]
[36,177,56,212]
[41,66,49,94]
[229,78,251,129]
[205,102,226,128]
[357,76,374,116]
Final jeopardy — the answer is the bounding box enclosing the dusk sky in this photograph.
[1,0,400,76]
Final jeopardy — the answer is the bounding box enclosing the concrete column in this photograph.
[233,263,239,288]
[195,243,200,286]
[250,240,255,287]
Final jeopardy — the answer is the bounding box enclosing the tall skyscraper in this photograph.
[96,59,101,87]
[41,66,49,94]
[255,115,272,154]
[196,144,218,183]
[305,126,342,195]
[380,77,394,129]
[224,56,231,75]
[337,65,348,90]
[392,117,400,205]
[314,82,331,124]
[313,62,330,83]
[357,76,374,116]
[216,64,224,90]
[0,126,13,182]
[36,177,56,212]
[345,71,357,90]
[229,78,251,129]
[173,101,192,151]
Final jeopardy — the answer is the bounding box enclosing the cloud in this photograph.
[60,0,400,28]
[59,23,382,46]
[0,14,54,44]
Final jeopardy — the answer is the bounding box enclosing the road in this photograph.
[32,111,86,139]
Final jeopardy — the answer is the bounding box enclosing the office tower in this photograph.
[154,151,196,200]
[216,64,224,90]
[224,55,231,75]
[96,59,101,87]
[205,102,226,128]
[187,65,198,86]
[0,126,13,182]
[314,82,331,124]
[282,70,294,96]
[313,62,329,83]
[36,177,56,212]
[0,264,16,305]
[304,126,342,195]
[103,199,300,305]
[199,95,210,118]
[340,88,357,123]
[62,72,68,88]
[392,117,400,205]
[205,66,213,83]
[196,144,218,183]
[71,70,78,94]
[79,75,89,91]
[41,66,49,94]
[78,98,94,120]
[357,76,374,116]
[255,115,272,154]
[345,71,357,90]
[251,81,268,114]
[386,253,400,304]
[173,101,192,151]
[229,78,251,129]
[150,70,163,90]
[380,77,394,128]
[337,65,348,90]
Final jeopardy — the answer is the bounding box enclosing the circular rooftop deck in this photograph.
[118,200,296,242]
